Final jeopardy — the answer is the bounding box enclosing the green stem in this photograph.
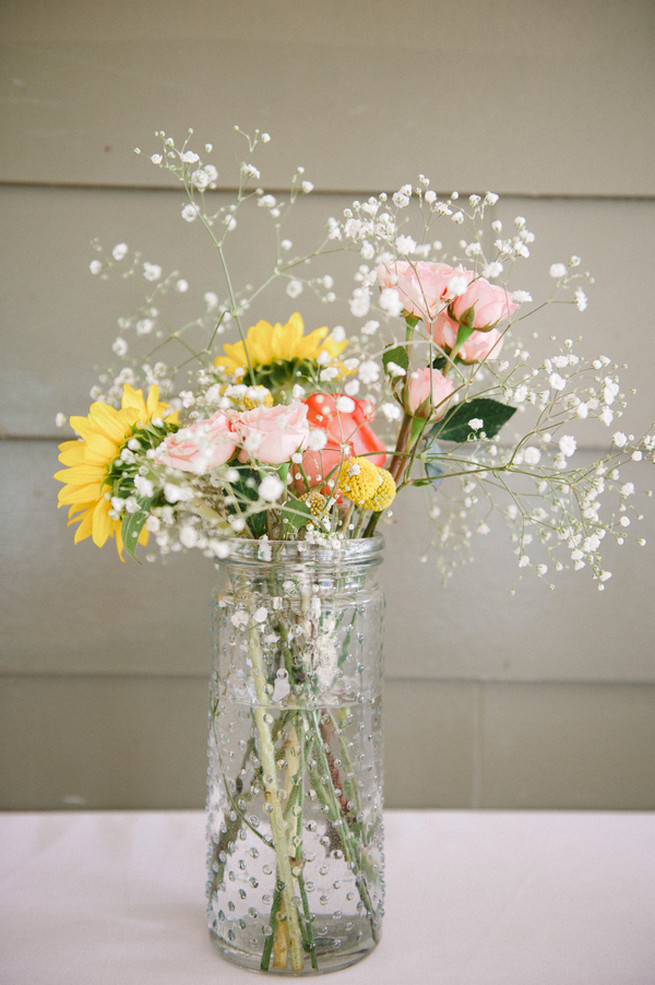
[307,710,380,942]
[260,880,283,971]
[248,632,305,973]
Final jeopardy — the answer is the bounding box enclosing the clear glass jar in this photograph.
[206,536,385,975]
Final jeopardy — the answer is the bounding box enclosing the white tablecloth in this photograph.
[1,809,654,984]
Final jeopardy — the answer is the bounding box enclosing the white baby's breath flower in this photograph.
[335,396,356,414]
[258,475,285,502]
[482,261,504,279]
[558,435,577,458]
[308,430,328,452]
[549,263,567,279]
[395,234,417,254]
[380,403,402,422]
[143,262,162,281]
[523,447,541,465]
[358,361,380,385]
[379,287,403,317]
[112,243,128,261]
[447,274,469,297]
[241,162,260,179]
[231,611,249,630]
[350,287,370,317]
[181,202,200,222]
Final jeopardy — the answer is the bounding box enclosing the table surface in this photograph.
[1,809,654,985]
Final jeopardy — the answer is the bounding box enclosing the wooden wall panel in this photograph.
[1,0,653,195]
[2,0,654,811]
[3,187,655,439]
[3,441,654,683]
[2,676,654,810]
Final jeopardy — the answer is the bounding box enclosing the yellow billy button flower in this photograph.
[338,457,381,506]
[54,384,177,558]
[242,386,274,410]
[361,468,396,512]
[214,312,348,384]
[300,489,327,517]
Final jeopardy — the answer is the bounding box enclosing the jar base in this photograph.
[209,927,379,976]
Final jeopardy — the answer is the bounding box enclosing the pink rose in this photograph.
[377,261,470,321]
[407,368,455,419]
[431,277,518,362]
[297,393,387,494]
[450,277,518,330]
[155,412,237,473]
[433,317,506,362]
[232,402,310,465]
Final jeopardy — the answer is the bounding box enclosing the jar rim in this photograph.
[216,534,385,567]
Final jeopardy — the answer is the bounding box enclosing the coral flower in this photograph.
[215,313,348,382]
[54,384,177,557]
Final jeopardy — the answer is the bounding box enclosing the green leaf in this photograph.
[280,493,314,531]
[120,499,152,561]
[229,466,268,538]
[382,345,409,374]
[430,398,516,443]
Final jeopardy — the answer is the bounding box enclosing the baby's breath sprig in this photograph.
[56,127,653,586]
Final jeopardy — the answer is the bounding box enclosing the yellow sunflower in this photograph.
[54,384,177,558]
[214,312,348,383]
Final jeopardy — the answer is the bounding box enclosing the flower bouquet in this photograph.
[55,127,653,973]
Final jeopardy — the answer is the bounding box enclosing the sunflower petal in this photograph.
[57,481,107,506]
[72,510,94,543]
[54,464,107,484]
[91,499,113,548]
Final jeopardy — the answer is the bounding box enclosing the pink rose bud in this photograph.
[407,368,455,419]
[450,277,519,330]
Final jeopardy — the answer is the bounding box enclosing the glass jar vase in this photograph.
[206,536,385,975]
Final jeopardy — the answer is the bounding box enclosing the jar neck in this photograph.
[216,534,385,572]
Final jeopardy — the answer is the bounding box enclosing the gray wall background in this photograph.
[2,0,654,811]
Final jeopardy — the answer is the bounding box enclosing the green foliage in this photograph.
[382,345,409,374]
[121,499,152,561]
[281,493,315,531]
[430,397,516,443]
